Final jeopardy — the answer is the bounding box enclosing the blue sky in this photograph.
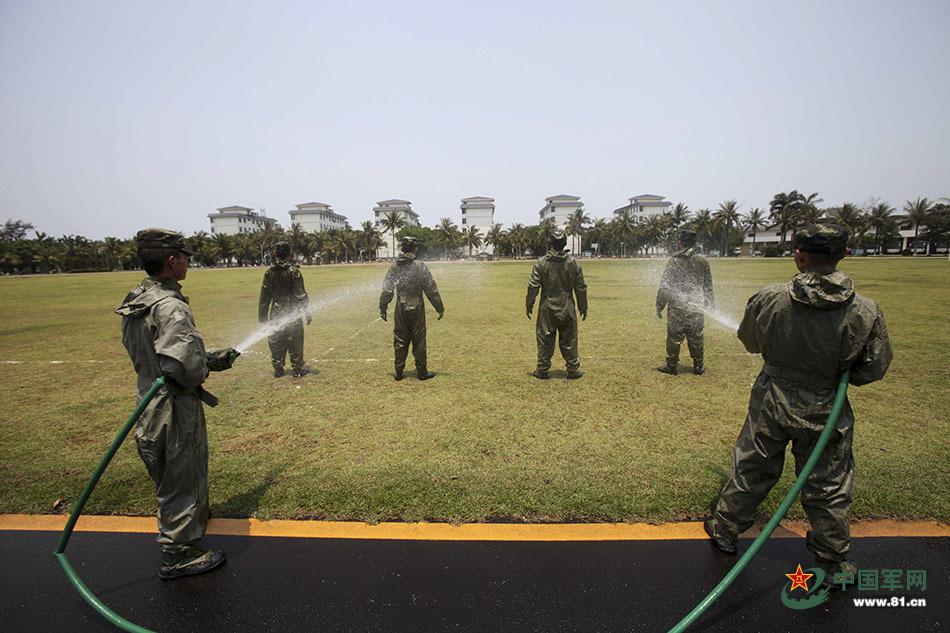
[1,0,948,238]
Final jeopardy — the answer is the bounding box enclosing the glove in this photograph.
[657,309,664,320]
[305,314,312,326]
[258,316,267,324]
[581,311,587,321]
[207,348,240,372]
[437,311,444,321]
[526,308,532,320]
[380,310,387,321]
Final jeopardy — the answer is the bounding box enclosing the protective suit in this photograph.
[656,246,713,373]
[711,266,892,564]
[116,276,220,551]
[379,251,444,378]
[526,248,588,377]
[259,260,310,376]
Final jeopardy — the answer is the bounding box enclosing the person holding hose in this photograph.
[116,229,239,580]
[704,223,892,588]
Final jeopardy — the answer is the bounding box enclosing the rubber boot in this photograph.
[817,559,858,592]
[693,359,705,375]
[703,517,737,555]
[273,366,285,378]
[159,546,227,580]
[657,358,678,375]
[394,369,405,381]
[292,365,311,378]
[566,370,585,380]
[417,367,436,381]
[532,369,550,380]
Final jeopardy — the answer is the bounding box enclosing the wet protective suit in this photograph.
[525,248,588,376]
[259,261,310,374]
[656,246,713,373]
[379,252,444,377]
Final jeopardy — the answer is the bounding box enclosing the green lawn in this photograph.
[0,258,947,524]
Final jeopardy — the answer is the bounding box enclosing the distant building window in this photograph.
[462,218,467,225]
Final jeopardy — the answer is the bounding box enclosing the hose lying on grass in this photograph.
[666,369,851,633]
[53,375,165,633]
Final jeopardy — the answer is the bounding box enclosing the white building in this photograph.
[208,205,279,235]
[460,196,495,255]
[612,194,673,221]
[373,199,421,259]
[539,194,584,255]
[289,202,348,233]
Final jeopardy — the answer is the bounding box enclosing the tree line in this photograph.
[2,193,948,274]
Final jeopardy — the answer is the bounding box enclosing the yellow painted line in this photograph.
[1,514,947,540]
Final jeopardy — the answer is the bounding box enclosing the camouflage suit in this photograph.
[526,249,588,374]
[259,261,310,372]
[117,276,217,552]
[656,247,713,369]
[712,265,892,563]
[379,252,444,375]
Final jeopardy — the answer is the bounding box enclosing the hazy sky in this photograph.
[1,0,948,239]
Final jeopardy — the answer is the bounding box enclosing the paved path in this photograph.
[2,518,946,632]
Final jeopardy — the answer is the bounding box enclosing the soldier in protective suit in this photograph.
[656,229,714,375]
[704,223,892,587]
[259,241,311,378]
[379,236,444,381]
[526,230,588,379]
[116,229,239,579]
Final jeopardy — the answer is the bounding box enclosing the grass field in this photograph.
[0,258,947,524]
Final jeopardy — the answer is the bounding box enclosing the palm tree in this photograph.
[868,202,896,254]
[612,210,637,257]
[713,199,741,257]
[102,237,122,270]
[212,233,233,267]
[743,208,767,255]
[307,231,325,264]
[233,234,256,266]
[587,218,609,257]
[640,216,665,255]
[565,207,591,254]
[380,210,406,259]
[288,223,307,261]
[670,202,691,227]
[484,223,504,255]
[464,225,483,257]
[690,208,714,251]
[508,223,526,258]
[800,193,824,225]
[538,217,558,250]
[769,191,804,245]
[436,217,459,259]
[904,197,931,255]
[360,221,381,261]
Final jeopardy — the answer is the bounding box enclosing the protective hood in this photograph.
[396,252,417,265]
[789,269,854,310]
[115,277,183,318]
[672,247,698,258]
[545,249,569,261]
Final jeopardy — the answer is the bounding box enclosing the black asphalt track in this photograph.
[2,530,945,632]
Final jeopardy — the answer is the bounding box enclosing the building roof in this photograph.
[461,196,495,202]
[290,208,347,221]
[631,194,666,200]
[377,199,412,205]
[295,202,332,209]
[214,205,254,214]
[545,194,581,202]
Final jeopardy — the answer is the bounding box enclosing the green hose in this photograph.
[53,375,165,633]
[667,369,851,633]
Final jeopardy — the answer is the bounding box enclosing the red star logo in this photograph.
[786,564,814,592]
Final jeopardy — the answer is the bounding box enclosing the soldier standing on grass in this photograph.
[259,241,311,378]
[704,223,892,589]
[526,230,588,379]
[379,236,445,381]
[656,229,714,376]
[115,229,239,579]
